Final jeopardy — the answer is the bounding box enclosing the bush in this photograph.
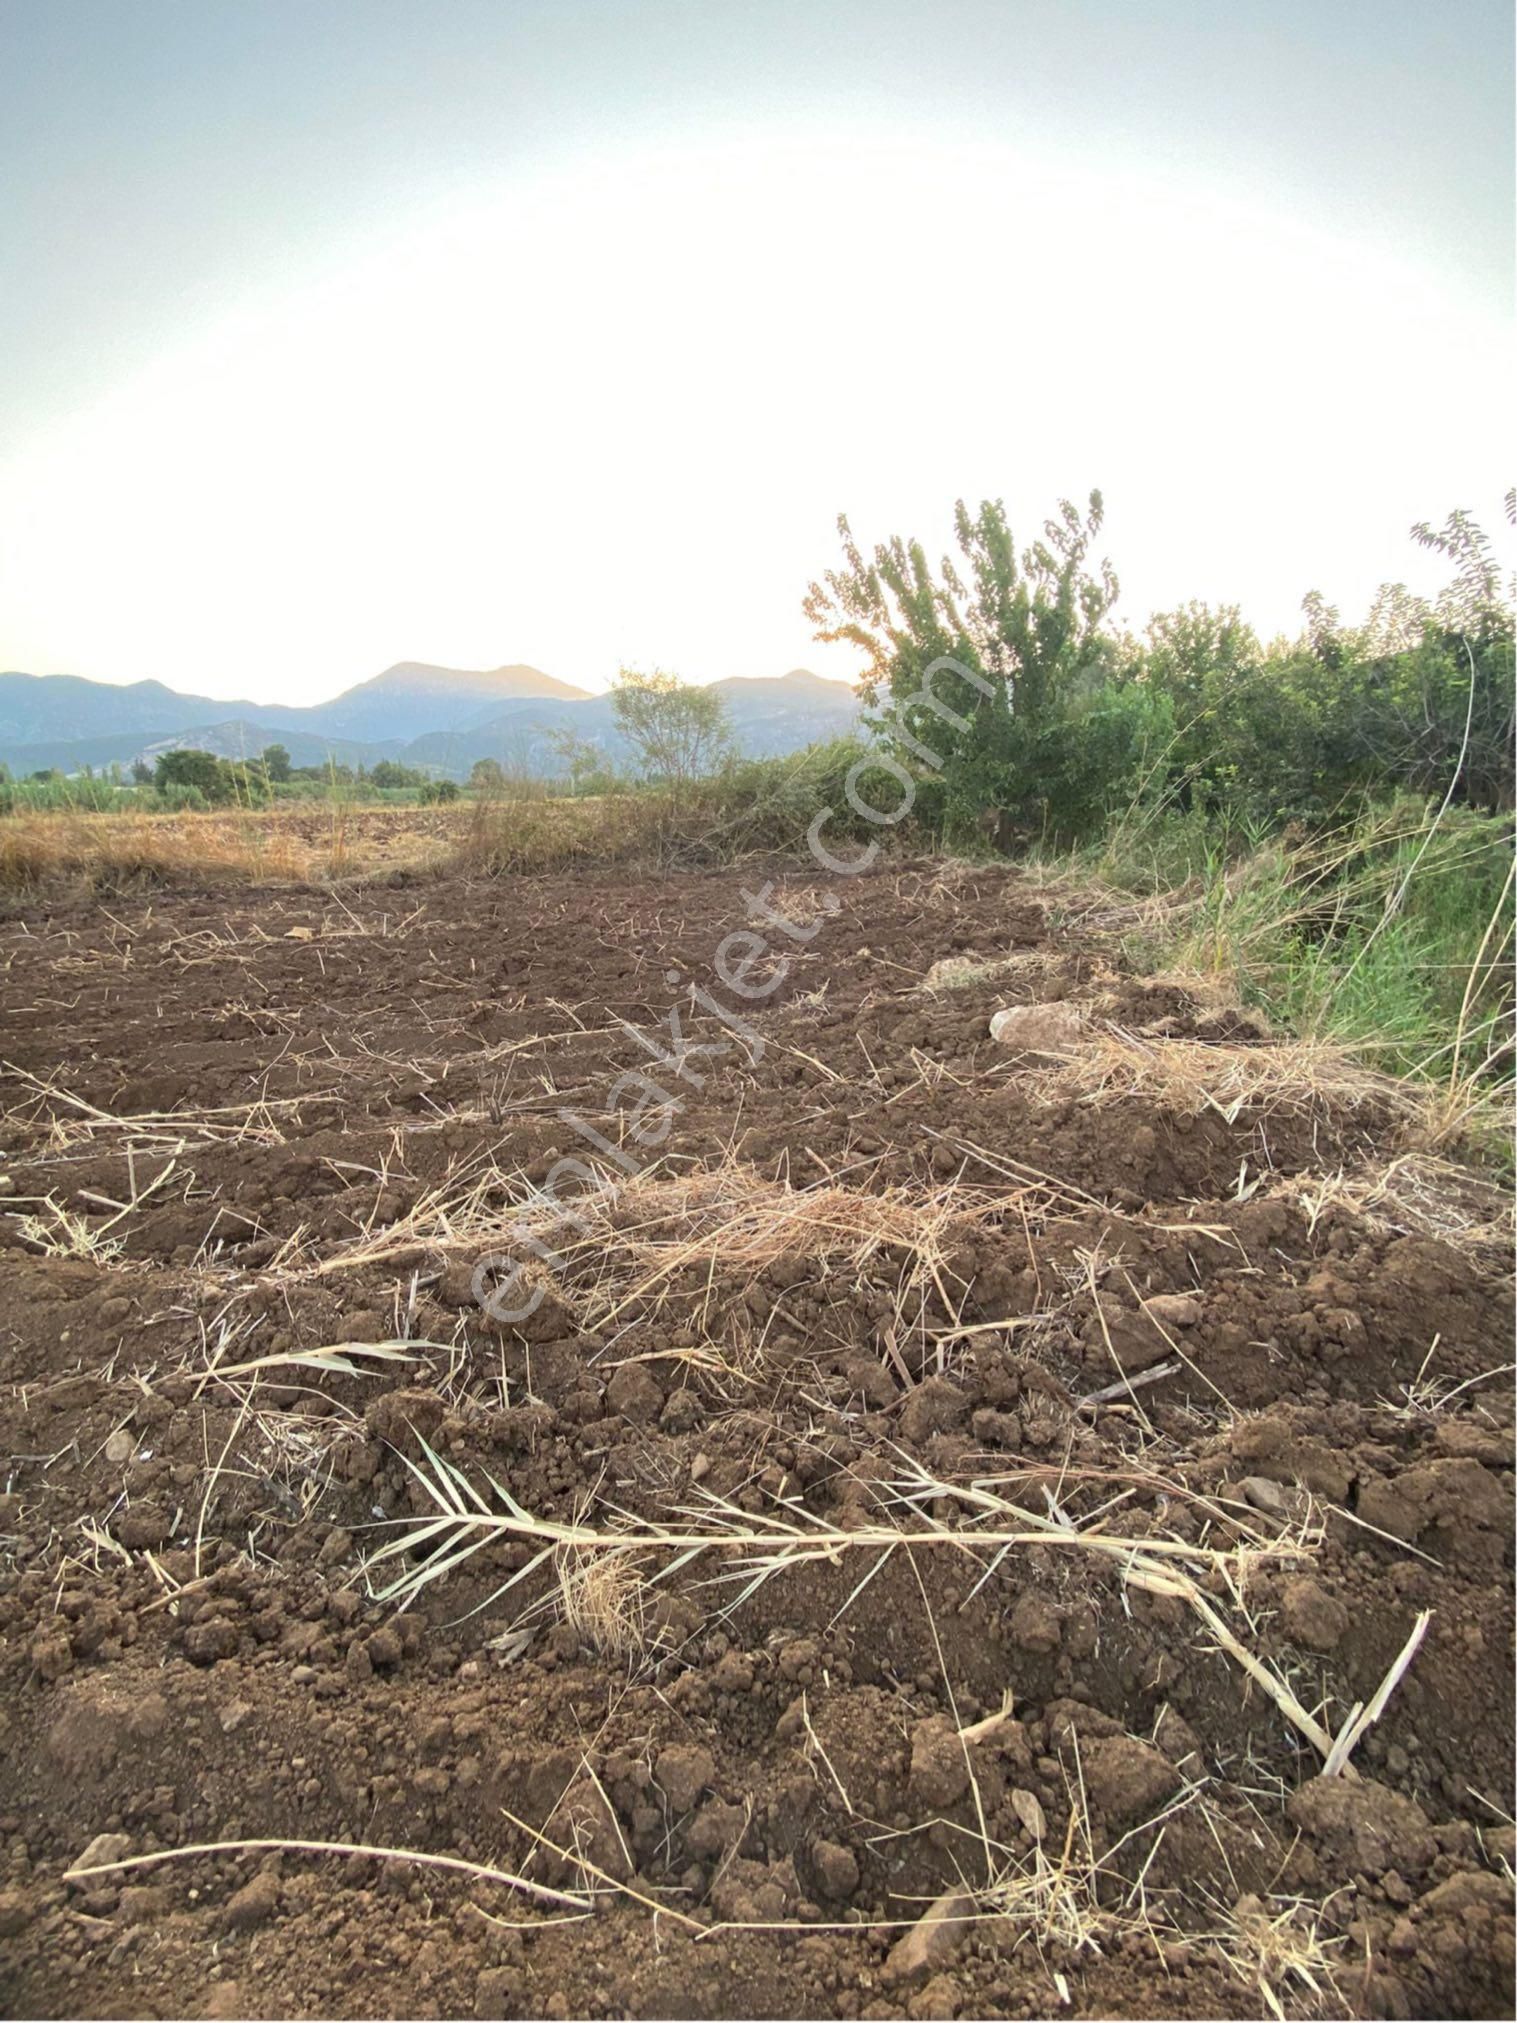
[697,739,929,855]
[156,784,210,812]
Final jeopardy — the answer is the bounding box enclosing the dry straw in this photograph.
[361,1437,1387,1771]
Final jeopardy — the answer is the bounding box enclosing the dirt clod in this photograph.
[1277,1574,1351,1652]
[885,1891,974,1984]
[1288,1775,1436,1877]
[908,1718,970,1811]
[606,1362,664,1424]
[224,1869,282,1930]
[1079,1736,1180,1823]
[812,1838,860,1899]
[655,1743,716,1813]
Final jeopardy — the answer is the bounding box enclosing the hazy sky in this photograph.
[1,0,1511,702]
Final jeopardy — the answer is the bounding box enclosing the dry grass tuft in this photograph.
[1217,1892,1343,2020]
[921,949,1061,995]
[531,1160,1035,1376]
[453,794,674,877]
[975,1759,1194,1972]
[13,1194,126,1262]
[555,1543,649,1661]
[364,1439,1342,1767]
[4,1064,297,1166]
[1,809,314,893]
[1040,1022,1419,1124]
[1290,1151,1515,1261]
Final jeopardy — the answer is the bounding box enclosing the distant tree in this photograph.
[420,778,461,804]
[546,727,615,793]
[610,668,731,789]
[155,748,229,801]
[469,757,506,792]
[370,759,425,790]
[147,748,268,806]
[261,742,292,783]
[130,759,153,785]
[224,760,271,806]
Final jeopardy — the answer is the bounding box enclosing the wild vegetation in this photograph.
[798,490,1514,1152]
[805,492,1513,843]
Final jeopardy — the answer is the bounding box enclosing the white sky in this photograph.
[1,20,1510,702]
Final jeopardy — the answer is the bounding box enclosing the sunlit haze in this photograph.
[1,1,1511,702]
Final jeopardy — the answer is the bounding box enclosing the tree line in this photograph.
[804,491,1514,846]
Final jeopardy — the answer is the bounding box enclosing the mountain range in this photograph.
[0,662,861,780]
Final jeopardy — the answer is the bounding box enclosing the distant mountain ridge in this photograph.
[307,663,592,742]
[0,662,859,780]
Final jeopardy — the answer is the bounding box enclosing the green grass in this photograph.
[1056,795,1514,1156]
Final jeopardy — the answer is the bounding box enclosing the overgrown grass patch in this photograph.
[1058,797,1515,1158]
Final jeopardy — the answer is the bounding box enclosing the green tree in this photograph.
[803,493,1121,828]
[154,749,230,801]
[261,742,292,783]
[223,760,271,806]
[469,757,506,792]
[545,727,613,793]
[610,668,731,788]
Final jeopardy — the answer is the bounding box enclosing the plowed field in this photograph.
[1,858,1511,2019]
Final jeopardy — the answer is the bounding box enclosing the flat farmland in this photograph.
[0,856,1511,2019]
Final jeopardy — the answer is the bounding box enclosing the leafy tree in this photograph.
[155,748,229,801]
[420,778,461,804]
[370,759,425,790]
[1141,603,1259,725]
[545,727,615,793]
[610,668,731,788]
[225,760,272,806]
[130,760,153,785]
[150,747,271,807]
[261,743,292,783]
[804,493,1120,830]
[469,757,506,792]
[805,489,1513,847]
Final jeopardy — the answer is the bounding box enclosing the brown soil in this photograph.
[0,857,1512,2020]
